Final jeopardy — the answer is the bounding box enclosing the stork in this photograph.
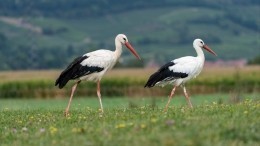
[55,34,141,116]
[144,39,217,111]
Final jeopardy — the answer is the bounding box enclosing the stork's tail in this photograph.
[144,71,161,88]
[55,74,70,89]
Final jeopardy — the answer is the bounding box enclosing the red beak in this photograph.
[125,42,141,60]
[203,45,217,56]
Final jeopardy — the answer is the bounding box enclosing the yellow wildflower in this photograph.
[140,124,146,129]
[151,118,157,123]
[115,123,126,129]
[49,126,58,135]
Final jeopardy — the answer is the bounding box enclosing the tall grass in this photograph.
[0,66,259,98]
[0,77,258,98]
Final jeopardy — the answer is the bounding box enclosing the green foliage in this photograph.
[0,98,259,146]
[248,55,260,65]
[0,0,258,18]
[0,1,259,69]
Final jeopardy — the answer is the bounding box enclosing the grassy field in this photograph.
[0,94,259,146]
[0,66,259,82]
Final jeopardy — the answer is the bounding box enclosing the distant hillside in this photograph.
[0,0,259,18]
[0,0,259,70]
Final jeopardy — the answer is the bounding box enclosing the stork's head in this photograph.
[116,34,141,60]
[116,34,129,44]
[193,39,217,56]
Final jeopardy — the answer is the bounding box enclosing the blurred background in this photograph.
[0,0,259,102]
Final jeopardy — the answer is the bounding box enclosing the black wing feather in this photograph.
[144,61,188,88]
[55,55,104,89]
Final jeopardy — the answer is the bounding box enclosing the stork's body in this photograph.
[55,34,141,116]
[145,39,217,111]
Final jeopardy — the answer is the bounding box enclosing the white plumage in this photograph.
[157,56,204,87]
[145,39,217,111]
[79,50,117,81]
[55,34,141,116]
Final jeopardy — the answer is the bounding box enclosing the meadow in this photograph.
[0,95,259,146]
[0,66,259,145]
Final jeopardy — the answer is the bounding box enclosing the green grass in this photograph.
[0,94,259,146]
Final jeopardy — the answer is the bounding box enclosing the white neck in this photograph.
[114,38,123,60]
[194,44,205,61]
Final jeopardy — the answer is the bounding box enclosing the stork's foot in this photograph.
[186,97,193,109]
[99,108,104,113]
[98,109,104,118]
[163,104,169,112]
[98,108,104,114]
[163,105,174,112]
[64,110,70,117]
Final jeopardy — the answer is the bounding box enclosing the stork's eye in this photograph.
[200,41,203,44]
[123,38,126,41]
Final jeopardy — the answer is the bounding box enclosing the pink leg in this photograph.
[183,86,193,108]
[64,81,80,117]
[97,80,104,113]
[164,86,177,112]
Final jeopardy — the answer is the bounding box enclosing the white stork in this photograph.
[144,39,217,111]
[55,34,141,116]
